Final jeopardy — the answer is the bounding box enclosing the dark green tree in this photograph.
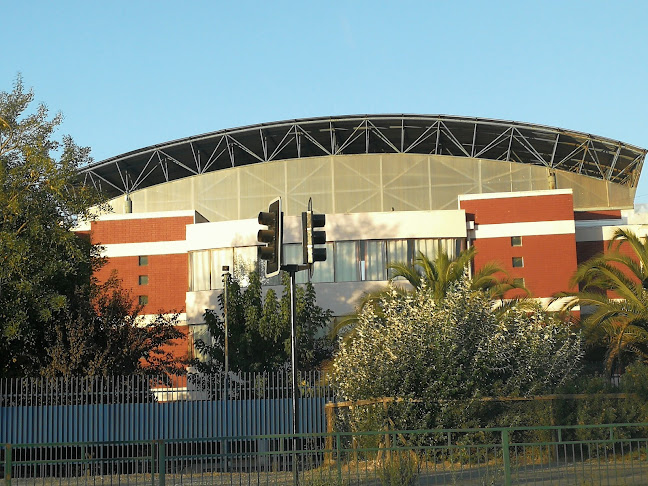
[0,77,104,375]
[43,273,185,377]
[193,271,333,373]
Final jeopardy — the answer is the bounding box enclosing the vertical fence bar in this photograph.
[157,439,165,486]
[502,429,511,486]
[336,432,342,484]
[4,444,11,486]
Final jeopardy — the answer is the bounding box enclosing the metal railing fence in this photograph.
[3,424,648,485]
[0,371,333,444]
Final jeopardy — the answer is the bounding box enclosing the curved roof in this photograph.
[81,114,647,198]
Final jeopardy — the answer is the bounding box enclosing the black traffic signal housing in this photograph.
[258,197,283,277]
[302,207,326,265]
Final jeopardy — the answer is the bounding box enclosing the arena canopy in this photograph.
[80,115,647,218]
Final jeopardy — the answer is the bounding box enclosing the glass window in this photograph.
[138,275,149,285]
[138,295,149,305]
[513,277,525,287]
[362,240,387,281]
[387,239,415,278]
[335,241,358,282]
[189,251,211,291]
[138,255,148,266]
[512,257,524,268]
[511,236,522,247]
[284,243,308,284]
[311,242,335,283]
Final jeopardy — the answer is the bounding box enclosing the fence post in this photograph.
[501,429,512,486]
[325,405,334,464]
[158,440,166,486]
[4,444,11,486]
[336,432,342,484]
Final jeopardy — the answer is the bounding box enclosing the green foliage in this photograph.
[332,275,583,429]
[0,77,105,376]
[378,451,419,486]
[193,271,333,372]
[559,229,648,373]
[334,247,529,341]
[43,273,184,377]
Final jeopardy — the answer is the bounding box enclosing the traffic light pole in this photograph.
[281,264,308,486]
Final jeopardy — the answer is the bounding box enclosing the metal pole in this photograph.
[222,266,230,377]
[222,266,230,474]
[290,268,299,486]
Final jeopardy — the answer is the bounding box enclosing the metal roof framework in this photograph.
[80,115,647,198]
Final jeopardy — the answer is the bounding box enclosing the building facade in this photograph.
[78,115,648,362]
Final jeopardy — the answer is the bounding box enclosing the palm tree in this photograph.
[332,246,527,340]
[388,246,525,301]
[558,229,648,373]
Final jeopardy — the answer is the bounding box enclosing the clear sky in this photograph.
[3,1,648,202]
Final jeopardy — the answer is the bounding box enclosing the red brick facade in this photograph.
[91,216,194,245]
[461,193,578,298]
[94,254,188,314]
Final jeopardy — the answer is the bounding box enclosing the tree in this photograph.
[0,77,104,375]
[332,274,583,429]
[333,247,528,340]
[559,229,648,374]
[389,247,527,300]
[43,273,184,377]
[193,271,333,373]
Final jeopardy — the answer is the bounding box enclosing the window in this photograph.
[511,236,522,247]
[138,275,149,285]
[513,277,525,287]
[138,295,149,305]
[138,255,148,266]
[512,257,524,268]
[189,250,211,291]
[335,241,357,282]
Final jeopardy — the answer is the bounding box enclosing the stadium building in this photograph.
[78,115,648,361]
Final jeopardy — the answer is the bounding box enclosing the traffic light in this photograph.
[258,197,283,277]
[302,203,326,264]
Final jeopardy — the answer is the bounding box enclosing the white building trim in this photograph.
[459,189,573,202]
[472,220,575,239]
[101,240,188,257]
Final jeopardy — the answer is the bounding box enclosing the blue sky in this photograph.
[4,1,648,202]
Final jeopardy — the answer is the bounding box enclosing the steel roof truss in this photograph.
[614,153,642,185]
[404,121,439,153]
[474,127,513,159]
[114,162,129,193]
[190,142,201,173]
[130,152,158,191]
[225,134,264,164]
[87,169,126,195]
[439,122,471,158]
[268,125,297,161]
[607,145,622,181]
[295,124,331,156]
[260,129,268,161]
[335,120,367,155]
[587,140,607,180]
[512,128,549,167]
[553,140,588,171]
[157,151,169,182]
[157,150,199,175]
[367,120,400,153]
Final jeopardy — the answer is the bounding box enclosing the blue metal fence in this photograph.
[0,372,332,444]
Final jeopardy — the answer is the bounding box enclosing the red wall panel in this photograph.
[94,254,188,314]
[91,216,193,244]
[472,234,578,298]
[460,194,574,224]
